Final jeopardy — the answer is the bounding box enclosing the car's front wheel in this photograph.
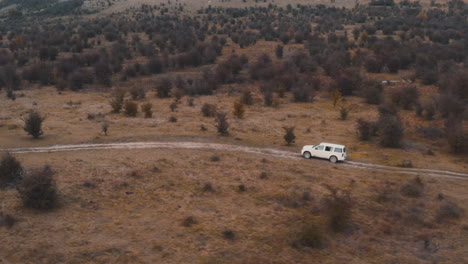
[329,156,338,163]
[303,151,311,159]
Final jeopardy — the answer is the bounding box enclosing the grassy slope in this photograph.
[1,148,467,264]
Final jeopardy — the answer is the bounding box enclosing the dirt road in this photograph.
[2,141,467,180]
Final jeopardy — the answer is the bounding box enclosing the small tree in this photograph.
[232,101,245,119]
[283,126,296,145]
[356,118,375,141]
[331,89,342,107]
[17,165,57,210]
[156,77,172,98]
[0,153,23,188]
[378,116,404,148]
[141,102,153,118]
[339,106,349,120]
[263,90,274,107]
[124,101,138,117]
[110,91,125,113]
[101,120,109,136]
[323,185,353,233]
[170,101,178,112]
[240,90,253,105]
[275,45,284,59]
[215,112,229,136]
[23,111,45,139]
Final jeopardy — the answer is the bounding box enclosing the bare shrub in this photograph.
[124,101,138,117]
[215,112,229,136]
[359,79,382,105]
[201,103,217,117]
[292,83,315,103]
[170,101,178,112]
[294,223,325,248]
[399,85,419,110]
[0,153,23,188]
[356,118,375,141]
[0,212,17,228]
[202,183,214,193]
[283,126,296,145]
[129,87,146,100]
[23,111,46,139]
[397,160,413,168]
[169,116,177,122]
[101,120,109,136]
[210,155,220,162]
[141,102,153,118]
[275,45,284,59]
[339,106,349,120]
[445,116,465,154]
[232,101,245,119]
[418,126,442,139]
[155,77,172,98]
[400,176,424,198]
[378,113,404,148]
[436,201,462,222]
[223,230,235,240]
[17,165,58,210]
[182,216,197,227]
[323,186,353,233]
[240,90,253,105]
[263,89,274,107]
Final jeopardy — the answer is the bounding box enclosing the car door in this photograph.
[310,145,324,157]
[322,145,333,159]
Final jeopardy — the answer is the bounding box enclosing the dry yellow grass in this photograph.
[1,148,467,263]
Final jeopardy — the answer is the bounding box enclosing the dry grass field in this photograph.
[1,148,467,264]
[0,0,467,263]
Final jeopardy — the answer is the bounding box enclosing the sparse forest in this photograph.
[0,0,467,263]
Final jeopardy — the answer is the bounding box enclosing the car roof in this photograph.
[319,142,346,148]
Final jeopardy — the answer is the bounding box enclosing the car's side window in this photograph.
[325,146,332,151]
[315,145,324,151]
[334,148,342,153]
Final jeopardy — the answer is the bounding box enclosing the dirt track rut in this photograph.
[2,141,467,180]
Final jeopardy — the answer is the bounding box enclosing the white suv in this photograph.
[301,143,347,163]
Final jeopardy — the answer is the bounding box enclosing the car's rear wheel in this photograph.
[329,156,338,163]
[303,151,311,159]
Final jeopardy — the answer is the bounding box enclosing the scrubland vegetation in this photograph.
[0,0,467,263]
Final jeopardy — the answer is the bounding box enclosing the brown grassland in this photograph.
[0,0,467,263]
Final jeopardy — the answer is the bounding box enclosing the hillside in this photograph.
[0,0,467,263]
